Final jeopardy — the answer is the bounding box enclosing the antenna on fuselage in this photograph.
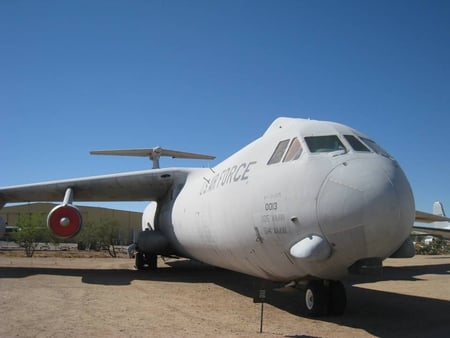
[90,147,215,169]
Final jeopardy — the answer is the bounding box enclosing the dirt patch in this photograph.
[0,247,128,259]
[0,255,448,337]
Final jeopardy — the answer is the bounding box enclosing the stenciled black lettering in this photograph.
[241,161,257,180]
[201,160,257,194]
[200,182,207,195]
[221,168,230,186]
[233,163,247,182]
[208,173,219,191]
[227,165,238,184]
[264,202,278,211]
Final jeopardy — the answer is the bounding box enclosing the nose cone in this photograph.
[316,158,415,262]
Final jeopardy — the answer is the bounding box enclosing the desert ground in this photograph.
[0,252,448,338]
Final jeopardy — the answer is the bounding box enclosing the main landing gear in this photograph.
[304,280,346,316]
[135,252,157,270]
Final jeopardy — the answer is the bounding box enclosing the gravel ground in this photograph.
[0,253,448,337]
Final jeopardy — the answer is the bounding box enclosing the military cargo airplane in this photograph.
[0,216,5,239]
[414,202,450,239]
[0,117,448,316]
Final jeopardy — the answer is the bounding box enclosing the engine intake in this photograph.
[47,204,83,239]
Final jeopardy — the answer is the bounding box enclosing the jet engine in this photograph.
[47,204,83,239]
[142,201,157,230]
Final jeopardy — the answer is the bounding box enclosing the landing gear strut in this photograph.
[304,280,346,316]
[135,252,157,270]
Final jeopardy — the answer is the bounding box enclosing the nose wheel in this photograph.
[304,280,346,316]
[135,252,157,270]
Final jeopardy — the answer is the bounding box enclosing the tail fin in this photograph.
[433,201,446,217]
[431,201,449,230]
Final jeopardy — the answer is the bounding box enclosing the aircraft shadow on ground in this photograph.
[0,259,448,337]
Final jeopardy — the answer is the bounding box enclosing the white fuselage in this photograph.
[158,118,415,281]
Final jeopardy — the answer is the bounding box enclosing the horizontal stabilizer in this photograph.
[90,147,215,169]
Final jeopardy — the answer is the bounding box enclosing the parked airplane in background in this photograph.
[0,117,448,316]
[414,202,450,239]
[0,216,5,239]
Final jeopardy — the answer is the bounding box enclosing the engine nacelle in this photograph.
[136,230,169,255]
[142,201,157,231]
[47,204,83,239]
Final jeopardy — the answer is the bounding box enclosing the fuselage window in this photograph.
[304,135,346,153]
[283,137,303,162]
[267,139,290,165]
[344,135,370,152]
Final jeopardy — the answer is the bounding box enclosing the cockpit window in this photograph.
[360,137,393,158]
[267,139,290,165]
[304,135,346,153]
[344,135,370,152]
[283,137,303,162]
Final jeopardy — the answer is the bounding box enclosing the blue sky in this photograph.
[1,0,449,214]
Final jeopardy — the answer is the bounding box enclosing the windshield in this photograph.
[360,137,393,158]
[304,135,346,153]
[283,137,303,162]
[267,139,290,164]
[344,135,370,152]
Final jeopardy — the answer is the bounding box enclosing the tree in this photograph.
[97,218,121,257]
[13,213,57,257]
[77,218,122,257]
[77,221,100,251]
[415,237,450,255]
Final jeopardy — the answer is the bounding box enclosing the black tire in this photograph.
[135,252,145,270]
[146,254,157,270]
[136,252,157,270]
[305,280,328,316]
[329,281,346,315]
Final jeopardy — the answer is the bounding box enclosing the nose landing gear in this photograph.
[304,280,346,316]
[135,252,158,270]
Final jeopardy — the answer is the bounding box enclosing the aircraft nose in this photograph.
[316,158,415,261]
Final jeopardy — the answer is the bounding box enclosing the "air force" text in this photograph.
[200,161,257,195]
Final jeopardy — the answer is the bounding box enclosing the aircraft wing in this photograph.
[415,211,450,223]
[412,225,450,240]
[414,210,450,239]
[0,168,190,207]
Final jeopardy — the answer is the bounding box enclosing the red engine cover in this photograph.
[47,204,83,239]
